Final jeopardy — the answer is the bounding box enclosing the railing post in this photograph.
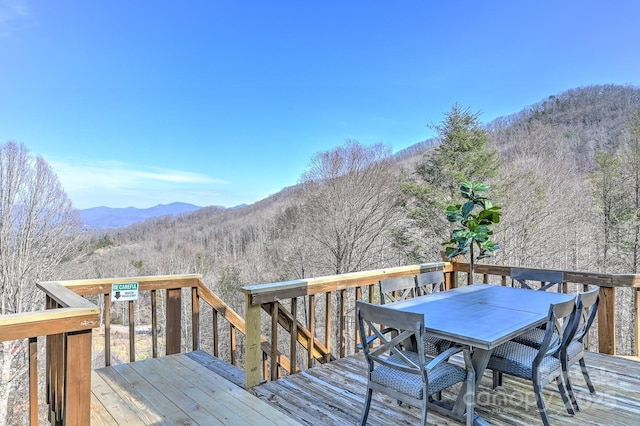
[192,286,200,351]
[445,269,458,289]
[636,288,640,356]
[339,289,346,357]
[290,298,298,373]
[598,286,616,355]
[128,300,135,362]
[307,294,315,368]
[151,290,158,358]
[49,333,65,423]
[104,293,111,366]
[29,337,38,426]
[245,292,262,388]
[64,329,92,425]
[166,288,182,355]
[270,302,279,381]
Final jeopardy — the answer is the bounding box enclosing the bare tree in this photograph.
[0,142,81,425]
[296,140,402,275]
[491,120,594,270]
[624,112,640,272]
[591,149,627,270]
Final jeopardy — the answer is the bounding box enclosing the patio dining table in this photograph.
[385,283,575,422]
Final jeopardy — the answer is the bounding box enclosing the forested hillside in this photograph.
[490,84,640,169]
[62,84,640,348]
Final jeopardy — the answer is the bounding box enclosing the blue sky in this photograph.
[1,1,638,209]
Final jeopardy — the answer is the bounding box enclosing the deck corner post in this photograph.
[166,288,182,355]
[64,329,92,425]
[245,292,262,388]
[635,288,640,356]
[598,286,616,355]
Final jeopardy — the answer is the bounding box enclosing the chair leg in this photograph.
[561,358,579,411]
[421,396,428,426]
[579,357,596,394]
[556,376,576,416]
[534,384,552,426]
[563,366,579,411]
[492,370,502,389]
[360,387,373,426]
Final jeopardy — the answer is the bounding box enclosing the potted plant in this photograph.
[442,181,501,277]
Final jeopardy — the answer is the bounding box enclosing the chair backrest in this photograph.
[356,300,426,374]
[415,271,445,296]
[536,297,577,363]
[569,286,600,344]
[380,276,417,304]
[510,268,564,292]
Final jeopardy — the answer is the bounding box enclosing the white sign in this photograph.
[111,282,139,301]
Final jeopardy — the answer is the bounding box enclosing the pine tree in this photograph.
[398,104,499,261]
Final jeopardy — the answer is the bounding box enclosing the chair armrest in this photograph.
[356,327,397,350]
[425,344,464,369]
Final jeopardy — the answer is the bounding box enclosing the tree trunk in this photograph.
[469,244,475,281]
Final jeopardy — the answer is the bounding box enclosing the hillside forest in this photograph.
[70,84,640,350]
[1,84,640,424]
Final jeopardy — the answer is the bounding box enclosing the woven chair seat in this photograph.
[489,297,578,425]
[423,334,451,356]
[512,327,547,348]
[512,329,584,361]
[565,340,583,361]
[487,341,562,379]
[371,351,467,399]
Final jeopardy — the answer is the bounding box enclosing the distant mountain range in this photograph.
[78,202,204,230]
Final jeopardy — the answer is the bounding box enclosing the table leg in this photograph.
[453,347,494,416]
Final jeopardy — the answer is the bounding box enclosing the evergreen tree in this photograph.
[397,104,498,262]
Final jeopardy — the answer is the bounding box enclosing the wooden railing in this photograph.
[0,274,287,425]
[242,262,451,388]
[0,281,100,425]
[49,274,291,375]
[241,261,640,389]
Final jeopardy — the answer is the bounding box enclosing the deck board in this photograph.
[91,353,302,425]
[252,351,640,425]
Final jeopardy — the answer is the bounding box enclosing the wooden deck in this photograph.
[91,351,301,425]
[252,351,640,425]
[91,350,640,425]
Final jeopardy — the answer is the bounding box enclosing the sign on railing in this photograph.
[111,282,139,301]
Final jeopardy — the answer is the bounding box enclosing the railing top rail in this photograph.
[242,262,448,305]
[1,281,100,342]
[37,281,96,308]
[39,273,202,287]
[453,262,640,288]
[39,273,204,296]
[0,306,100,342]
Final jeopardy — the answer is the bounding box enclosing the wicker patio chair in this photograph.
[561,286,600,410]
[380,276,418,304]
[379,275,450,356]
[511,267,564,292]
[511,268,566,354]
[487,297,577,426]
[415,271,446,295]
[511,286,600,411]
[356,300,475,426]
